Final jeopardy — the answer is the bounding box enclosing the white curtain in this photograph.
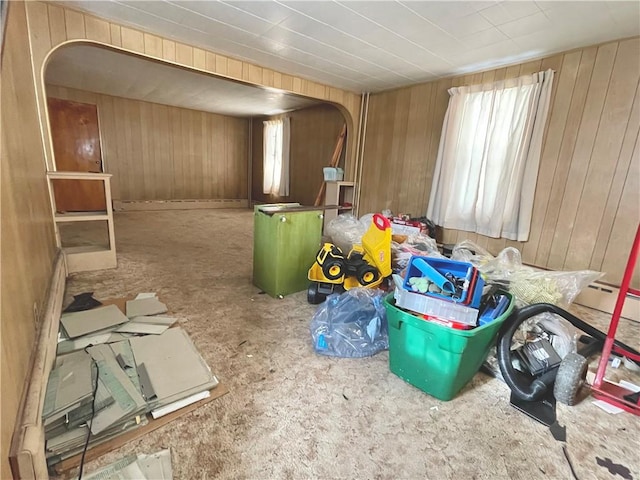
[427,69,554,241]
[263,117,290,196]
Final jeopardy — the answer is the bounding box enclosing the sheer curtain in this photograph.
[427,69,554,241]
[263,117,291,196]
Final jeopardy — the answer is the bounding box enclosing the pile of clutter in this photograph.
[313,212,602,356]
[44,293,219,470]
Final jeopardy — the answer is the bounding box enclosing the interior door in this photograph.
[48,98,107,212]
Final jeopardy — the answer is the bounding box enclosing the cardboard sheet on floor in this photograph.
[86,344,147,435]
[126,297,168,318]
[129,328,218,407]
[52,383,229,474]
[57,332,132,355]
[42,351,95,424]
[60,304,129,339]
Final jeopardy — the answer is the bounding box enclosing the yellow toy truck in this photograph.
[307,214,392,304]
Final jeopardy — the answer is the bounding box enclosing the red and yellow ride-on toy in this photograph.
[307,214,392,304]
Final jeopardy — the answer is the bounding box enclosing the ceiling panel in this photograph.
[60,1,640,92]
[45,45,322,116]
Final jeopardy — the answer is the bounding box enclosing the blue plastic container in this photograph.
[402,256,484,308]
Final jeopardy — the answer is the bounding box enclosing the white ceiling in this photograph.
[46,44,321,116]
[61,1,640,93]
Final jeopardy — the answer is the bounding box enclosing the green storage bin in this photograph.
[253,203,323,298]
[384,293,514,401]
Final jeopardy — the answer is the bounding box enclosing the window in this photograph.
[427,70,554,241]
[263,117,290,196]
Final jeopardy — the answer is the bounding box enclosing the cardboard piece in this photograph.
[60,305,129,338]
[129,328,218,408]
[52,384,229,474]
[83,449,173,480]
[126,297,168,318]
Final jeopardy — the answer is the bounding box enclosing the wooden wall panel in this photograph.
[0,3,57,478]
[23,2,361,184]
[360,37,640,287]
[251,104,346,207]
[46,85,250,201]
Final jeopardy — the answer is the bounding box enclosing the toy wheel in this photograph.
[357,265,380,286]
[307,283,324,304]
[553,352,588,406]
[322,259,344,280]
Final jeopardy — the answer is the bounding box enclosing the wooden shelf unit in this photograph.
[324,181,355,230]
[47,171,117,273]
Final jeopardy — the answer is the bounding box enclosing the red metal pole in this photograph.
[593,224,640,389]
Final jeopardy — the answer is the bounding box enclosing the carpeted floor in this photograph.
[60,209,640,480]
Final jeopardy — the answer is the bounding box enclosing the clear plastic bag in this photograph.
[310,288,388,358]
[451,240,602,308]
[326,213,368,254]
[391,233,443,272]
[452,240,604,376]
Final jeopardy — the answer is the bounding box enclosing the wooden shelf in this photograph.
[47,171,112,180]
[324,181,355,233]
[55,212,109,222]
[47,171,117,273]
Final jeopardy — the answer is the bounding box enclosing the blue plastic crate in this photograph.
[402,256,484,308]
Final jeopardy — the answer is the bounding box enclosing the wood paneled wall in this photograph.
[47,85,249,201]
[359,37,640,288]
[24,2,361,182]
[1,3,57,478]
[251,104,346,206]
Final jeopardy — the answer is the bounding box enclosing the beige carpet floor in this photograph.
[60,209,640,480]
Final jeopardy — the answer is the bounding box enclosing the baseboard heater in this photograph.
[575,281,639,323]
[113,199,249,211]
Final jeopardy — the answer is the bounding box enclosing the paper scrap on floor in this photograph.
[592,399,625,414]
[60,304,129,338]
[151,390,211,419]
[126,297,168,318]
[135,292,158,300]
[83,448,173,480]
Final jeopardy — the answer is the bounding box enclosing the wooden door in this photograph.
[48,98,107,212]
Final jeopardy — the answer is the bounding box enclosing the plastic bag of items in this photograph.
[391,233,443,273]
[310,288,388,358]
[325,213,368,254]
[452,240,602,378]
[451,240,602,308]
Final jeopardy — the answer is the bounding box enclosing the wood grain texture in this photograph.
[359,37,640,287]
[47,85,250,201]
[24,2,361,179]
[1,3,57,479]
[47,98,107,211]
[251,104,346,207]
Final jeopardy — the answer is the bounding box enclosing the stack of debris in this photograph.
[43,293,219,470]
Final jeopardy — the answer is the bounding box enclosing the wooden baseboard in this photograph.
[10,251,66,480]
[113,199,249,211]
[575,282,640,322]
